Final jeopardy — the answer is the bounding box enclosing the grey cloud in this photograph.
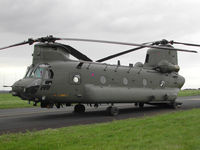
[0,0,200,89]
[1,0,200,39]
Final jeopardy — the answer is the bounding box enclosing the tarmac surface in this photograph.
[0,95,200,134]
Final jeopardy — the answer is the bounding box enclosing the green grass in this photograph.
[178,89,200,97]
[0,93,33,109]
[0,109,200,150]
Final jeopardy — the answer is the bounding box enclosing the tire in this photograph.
[139,103,144,108]
[107,106,119,116]
[170,102,178,109]
[74,104,85,113]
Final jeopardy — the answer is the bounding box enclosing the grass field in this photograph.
[0,108,200,150]
[0,93,33,109]
[178,89,200,97]
[0,90,200,109]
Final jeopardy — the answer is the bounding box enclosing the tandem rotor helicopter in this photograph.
[0,35,199,115]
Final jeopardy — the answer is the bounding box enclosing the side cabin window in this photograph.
[44,69,54,80]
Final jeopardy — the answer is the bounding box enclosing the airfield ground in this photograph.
[0,108,200,150]
[0,90,200,150]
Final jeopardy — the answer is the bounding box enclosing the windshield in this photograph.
[32,67,45,78]
[24,66,34,78]
[26,64,49,78]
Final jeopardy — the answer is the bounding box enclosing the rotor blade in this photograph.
[172,41,200,47]
[57,38,197,53]
[3,85,12,87]
[58,44,92,61]
[0,41,30,50]
[96,41,157,62]
[0,38,35,50]
[96,46,145,62]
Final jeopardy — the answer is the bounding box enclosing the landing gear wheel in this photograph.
[139,103,144,108]
[106,106,119,116]
[55,103,60,109]
[74,104,85,113]
[169,102,178,109]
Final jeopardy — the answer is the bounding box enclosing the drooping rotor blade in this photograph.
[0,40,31,50]
[171,41,200,47]
[57,37,197,53]
[96,41,157,62]
[60,44,92,61]
[0,36,55,50]
[96,46,145,62]
[3,85,12,87]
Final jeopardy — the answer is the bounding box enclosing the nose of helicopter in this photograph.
[12,78,41,100]
[12,80,25,96]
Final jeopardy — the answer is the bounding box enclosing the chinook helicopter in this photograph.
[0,36,199,116]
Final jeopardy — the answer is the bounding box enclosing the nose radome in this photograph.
[12,80,24,96]
[11,78,41,99]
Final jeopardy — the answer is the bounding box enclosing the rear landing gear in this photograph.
[106,106,119,116]
[74,104,85,113]
[135,102,144,108]
[139,103,144,108]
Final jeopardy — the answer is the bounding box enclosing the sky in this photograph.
[0,0,200,90]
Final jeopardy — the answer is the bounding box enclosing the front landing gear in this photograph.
[169,101,182,109]
[106,106,119,116]
[74,104,85,113]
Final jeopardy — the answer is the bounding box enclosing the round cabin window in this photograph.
[73,75,80,83]
[100,76,106,84]
[123,77,128,85]
[143,79,147,86]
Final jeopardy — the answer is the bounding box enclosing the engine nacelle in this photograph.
[156,60,180,73]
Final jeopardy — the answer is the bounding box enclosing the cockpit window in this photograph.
[24,66,34,78]
[24,64,53,79]
[33,67,44,78]
[25,64,49,78]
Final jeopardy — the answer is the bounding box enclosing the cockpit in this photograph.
[24,64,54,79]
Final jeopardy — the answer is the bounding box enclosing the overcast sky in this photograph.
[0,0,200,90]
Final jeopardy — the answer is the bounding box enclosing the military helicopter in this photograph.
[0,36,199,116]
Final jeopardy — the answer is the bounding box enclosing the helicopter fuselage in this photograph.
[10,41,186,114]
[12,60,185,105]
[0,36,196,115]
